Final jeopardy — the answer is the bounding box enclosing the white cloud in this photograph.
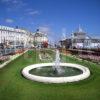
[38,26,59,43]
[39,26,50,34]
[25,9,40,16]
[28,11,39,15]
[2,0,23,4]
[38,26,55,43]
[31,22,34,25]
[5,18,14,23]
[1,0,11,2]
[25,8,33,12]
[2,0,27,11]
[2,0,17,4]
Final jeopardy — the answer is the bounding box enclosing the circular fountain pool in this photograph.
[22,63,90,83]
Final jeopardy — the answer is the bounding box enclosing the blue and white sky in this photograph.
[0,0,100,41]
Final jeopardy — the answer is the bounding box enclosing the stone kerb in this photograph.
[22,63,90,83]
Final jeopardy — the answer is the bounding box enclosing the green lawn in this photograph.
[0,50,100,100]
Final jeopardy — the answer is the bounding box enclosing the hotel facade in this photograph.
[0,25,34,55]
[34,29,48,48]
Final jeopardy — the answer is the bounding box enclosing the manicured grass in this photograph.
[0,49,100,100]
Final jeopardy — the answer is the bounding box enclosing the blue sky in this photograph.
[0,0,100,41]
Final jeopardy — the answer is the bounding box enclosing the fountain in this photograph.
[52,49,64,74]
[22,49,90,83]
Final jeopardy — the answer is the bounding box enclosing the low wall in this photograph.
[22,63,90,83]
[0,50,27,69]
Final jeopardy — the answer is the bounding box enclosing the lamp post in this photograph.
[14,36,16,53]
[4,37,6,55]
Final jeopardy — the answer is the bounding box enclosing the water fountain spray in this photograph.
[52,49,64,74]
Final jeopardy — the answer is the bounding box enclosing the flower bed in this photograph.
[0,50,27,68]
[79,54,100,63]
[0,56,10,64]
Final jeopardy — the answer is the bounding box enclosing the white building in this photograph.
[71,26,100,49]
[0,25,34,48]
[34,29,48,47]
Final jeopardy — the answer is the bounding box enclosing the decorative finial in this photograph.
[36,29,39,32]
[62,28,66,40]
[78,24,83,32]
